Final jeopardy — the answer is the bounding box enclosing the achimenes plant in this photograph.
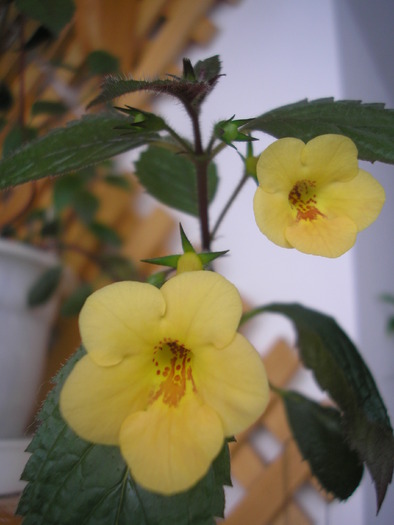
[0,56,393,524]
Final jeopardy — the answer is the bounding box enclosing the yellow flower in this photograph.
[253,134,385,257]
[60,271,269,495]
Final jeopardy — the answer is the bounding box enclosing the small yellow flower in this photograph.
[60,271,269,495]
[253,134,385,257]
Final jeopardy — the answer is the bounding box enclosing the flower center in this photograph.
[288,179,325,222]
[150,338,196,407]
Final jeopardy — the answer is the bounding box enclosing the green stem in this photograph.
[210,172,249,241]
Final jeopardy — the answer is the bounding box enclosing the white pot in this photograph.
[0,238,59,439]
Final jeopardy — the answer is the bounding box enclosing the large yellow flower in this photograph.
[60,271,269,495]
[253,134,385,257]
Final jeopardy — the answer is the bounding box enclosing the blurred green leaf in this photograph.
[135,146,218,216]
[27,265,62,306]
[280,390,363,499]
[60,283,93,316]
[16,0,75,36]
[0,114,159,190]
[98,253,137,281]
[245,98,394,164]
[89,221,121,247]
[87,50,119,75]
[31,100,68,116]
[17,346,229,524]
[103,174,131,190]
[242,303,394,511]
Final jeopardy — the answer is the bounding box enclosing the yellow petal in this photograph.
[160,271,242,349]
[60,353,152,444]
[119,397,223,494]
[302,134,358,185]
[319,169,385,231]
[253,186,293,248]
[256,137,305,192]
[193,334,269,436]
[285,215,357,257]
[79,281,165,366]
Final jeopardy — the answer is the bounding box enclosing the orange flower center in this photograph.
[150,338,197,407]
[288,179,325,222]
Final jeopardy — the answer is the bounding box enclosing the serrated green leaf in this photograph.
[17,347,229,524]
[242,303,394,511]
[280,390,363,499]
[31,100,68,116]
[0,114,159,190]
[244,98,394,164]
[27,265,62,306]
[15,0,75,36]
[60,283,93,316]
[135,146,218,216]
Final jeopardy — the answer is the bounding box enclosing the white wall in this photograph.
[143,0,393,522]
[333,1,394,524]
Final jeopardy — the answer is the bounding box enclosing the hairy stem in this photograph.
[185,104,211,250]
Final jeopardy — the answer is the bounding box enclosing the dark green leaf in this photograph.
[89,221,121,247]
[27,265,62,306]
[135,146,218,216]
[0,114,159,190]
[60,283,93,316]
[31,100,67,116]
[242,303,394,511]
[244,98,394,164]
[280,390,363,499]
[194,56,221,82]
[2,125,37,158]
[86,50,119,75]
[17,346,229,524]
[16,0,75,36]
